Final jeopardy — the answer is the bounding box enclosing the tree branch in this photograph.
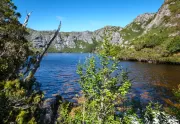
[23,11,32,27]
[24,21,61,82]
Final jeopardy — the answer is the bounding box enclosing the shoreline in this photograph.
[47,52,180,65]
[118,57,180,65]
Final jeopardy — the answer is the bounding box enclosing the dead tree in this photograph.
[24,21,61,82]
[21,11,62,82]
[23,11,32,27]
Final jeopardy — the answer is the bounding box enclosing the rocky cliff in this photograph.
[26,11,158,52]
[27,26,122,52]
[27,0,180,55]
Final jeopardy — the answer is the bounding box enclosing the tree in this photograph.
[0,1,61,123]
[24,21,61,82]
[0,0,42,123]
[0,0,31,81]
[56,29,131,124]
[77,30,131,123]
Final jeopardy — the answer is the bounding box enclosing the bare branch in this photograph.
[23,11,33,27]
[24,21,61,82]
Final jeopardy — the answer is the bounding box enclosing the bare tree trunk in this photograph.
[24,21,61,82]
[23,11,32,27]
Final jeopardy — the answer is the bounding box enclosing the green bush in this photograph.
[167,36,180,53]
[0,1,44,123]
[121,22,144,41]
[144,34,165,48]
[47,46,60,53]
[57,30,132,124]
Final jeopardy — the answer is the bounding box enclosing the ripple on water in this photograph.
[35,53,180,104]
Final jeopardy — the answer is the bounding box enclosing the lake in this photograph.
[35,53,180,105]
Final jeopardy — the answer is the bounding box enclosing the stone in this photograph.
[27,26,124,51]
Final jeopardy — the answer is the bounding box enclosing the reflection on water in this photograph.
[35,53,180,104]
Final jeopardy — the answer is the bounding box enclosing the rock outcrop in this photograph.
[27,0,179,53]
[27,26,123,51]
[134,13,155,29]
[145,2,171,31]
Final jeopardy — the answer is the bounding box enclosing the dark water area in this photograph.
[35,53,180,105]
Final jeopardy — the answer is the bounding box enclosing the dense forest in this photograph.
[0,0,179,124]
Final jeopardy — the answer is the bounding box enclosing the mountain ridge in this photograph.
[27,0,180,63]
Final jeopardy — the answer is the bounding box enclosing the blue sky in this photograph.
[13,0,164,32]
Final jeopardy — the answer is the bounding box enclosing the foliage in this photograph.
[77,31,132,123]
[0,0,32,81]
[57,102,73,123]
[168,0,180,15]
[167,36,180,54]
[57,29,132,124]
[167,84,180,120]
[56,26,180,123]
[0,79,44,123]
[121,22,144,41]
[1,0,180,123]
[112,25,180,63]
[132,27,168,50]
[47,46,60,53]
[143,102,179,124]
[0,1,44,123]
[109,0,180,63]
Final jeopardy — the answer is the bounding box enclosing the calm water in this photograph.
[35,53,180,104]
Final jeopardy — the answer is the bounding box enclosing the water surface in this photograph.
[35,53,180,104]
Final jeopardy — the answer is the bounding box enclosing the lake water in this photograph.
[35,53,180,105]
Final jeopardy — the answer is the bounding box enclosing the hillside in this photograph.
[27,0,180,63]
[116,0,180,63]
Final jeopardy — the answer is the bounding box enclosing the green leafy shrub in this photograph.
[47,46,60,53]
[57,30,132,124]
[167,36,180,53]
[0,1,44,123]
[76,42,131,123]
[0,0,32,81]
[121,22,144,41]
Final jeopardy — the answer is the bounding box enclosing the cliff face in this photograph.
[26,9,159,52]
[27,26,122,51]
[27,0,180,54]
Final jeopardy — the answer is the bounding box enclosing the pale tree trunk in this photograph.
[23,11,32,27]
[22,11,62,83]
[24,21,61,82]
